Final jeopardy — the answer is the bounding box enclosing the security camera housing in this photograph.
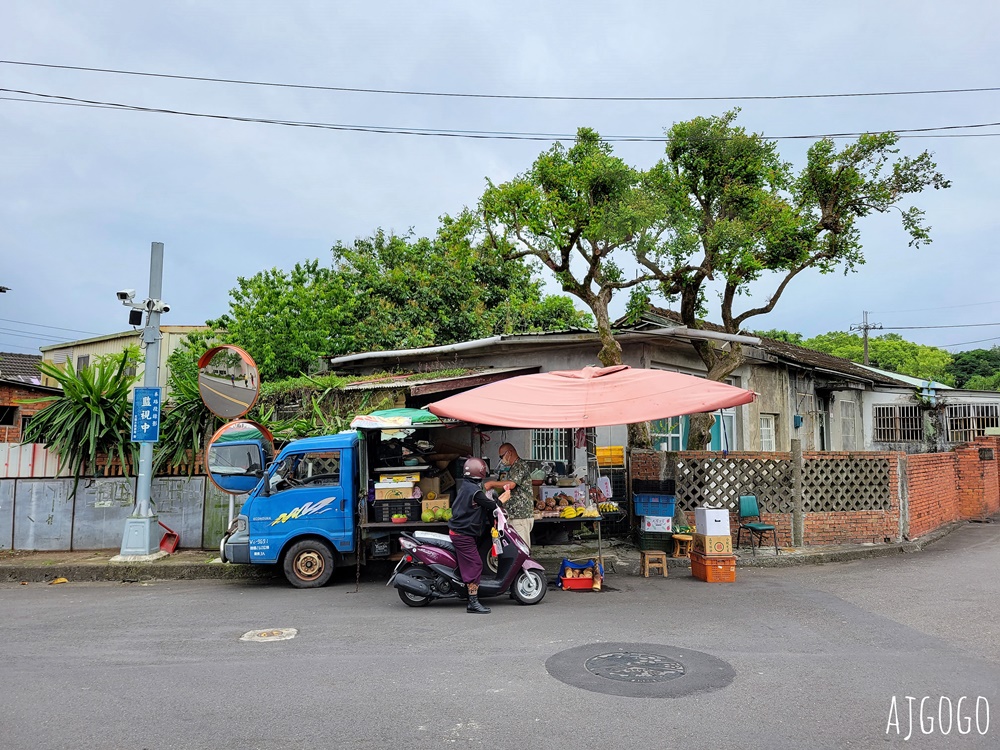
[116,289,136,302]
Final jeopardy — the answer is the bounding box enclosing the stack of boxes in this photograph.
[691,507,737,582]
[634,493,675,553]
[373,469,452,522]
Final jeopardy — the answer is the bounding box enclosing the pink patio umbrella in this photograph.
[427,365,756,428]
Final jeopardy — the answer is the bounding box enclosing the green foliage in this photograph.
[800,331,954,384]
[961,372,1000,391]
[207,216,590,382]
[945,346,1000,388]
[754,329,804,344]
[153,342,220,474]
[20,348,140,494]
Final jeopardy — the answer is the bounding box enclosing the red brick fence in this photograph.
[629,436,1000,547]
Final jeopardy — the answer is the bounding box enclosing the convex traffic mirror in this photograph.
[197,345,260,419]
[206,420,274,495]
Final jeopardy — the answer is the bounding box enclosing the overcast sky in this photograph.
[3,1,999,360]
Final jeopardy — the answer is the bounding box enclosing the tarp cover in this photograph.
[428,365,756,428]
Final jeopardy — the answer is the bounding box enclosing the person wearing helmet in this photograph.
[448,457,510,614]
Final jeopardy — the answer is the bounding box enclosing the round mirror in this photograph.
[206,419,275,495]
[197,345,260,419]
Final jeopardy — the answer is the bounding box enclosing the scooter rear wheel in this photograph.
[511,569,547,605]
[397,564,435,608]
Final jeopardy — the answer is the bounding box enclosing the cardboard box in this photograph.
[375,482,415,500]
[379,472,420,483]
[692,533,733,556]
[417,476,440,498]
[421,495,451,515]
[641,515,673,533]
[695,507,731,535]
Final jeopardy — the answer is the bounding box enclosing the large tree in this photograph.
[946,346,1000,388]
[481,114,949,447]
[210,214,590,381]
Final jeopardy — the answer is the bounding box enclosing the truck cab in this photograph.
[222,432,360,587]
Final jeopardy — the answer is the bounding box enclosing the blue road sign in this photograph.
[131,387,162,442]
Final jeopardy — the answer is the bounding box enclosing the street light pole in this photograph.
[116,242,166,558]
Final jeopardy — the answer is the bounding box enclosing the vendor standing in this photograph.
[485,443,535,551]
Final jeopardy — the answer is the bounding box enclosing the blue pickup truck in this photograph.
[221,432,364,587]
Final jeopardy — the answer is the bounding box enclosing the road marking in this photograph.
[240,628,297,642]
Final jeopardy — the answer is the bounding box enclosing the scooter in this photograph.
[389,505,547,607]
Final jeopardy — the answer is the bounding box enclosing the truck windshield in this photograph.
[209,443,261,476]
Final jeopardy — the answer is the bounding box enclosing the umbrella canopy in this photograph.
[427,365,756,428]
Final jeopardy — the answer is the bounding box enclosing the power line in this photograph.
[3,59,1000,103]
[871,300,1000,315]
[4,88,1000,143]
[0,327,71,343]
[939,336,1000,348]
[0,317,100,335]
[882,323,1000,330]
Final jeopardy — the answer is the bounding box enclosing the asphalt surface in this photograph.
[2,518,997,750]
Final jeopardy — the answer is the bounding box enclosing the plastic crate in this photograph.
[637,530,673,553]
[690,551,736,583]
[372,500,422,522]
[633,478,676,495]
[633,494,676,518]
[560,576,596,590]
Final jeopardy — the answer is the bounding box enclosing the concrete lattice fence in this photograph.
[630,436,1000,547]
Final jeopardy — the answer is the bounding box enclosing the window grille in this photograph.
[840,400,858,450]
[531,428,569,462]
[946,403,1000,443]
[76,354,90,370]
[760,414,776,451]
[873,404,923,442]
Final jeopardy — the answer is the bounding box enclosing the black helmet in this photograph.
[463,457,488,480]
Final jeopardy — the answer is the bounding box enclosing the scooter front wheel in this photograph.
[511,568,547,605]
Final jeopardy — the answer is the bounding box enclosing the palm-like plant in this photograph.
[21,348,140,494]
[153,346,219,474]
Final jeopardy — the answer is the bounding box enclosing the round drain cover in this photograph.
[546,642,734,698]
[585,652,685,683]
[240,628,298,642]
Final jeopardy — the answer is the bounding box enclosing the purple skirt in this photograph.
[449,531,483,585]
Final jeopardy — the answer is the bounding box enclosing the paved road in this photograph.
[2,522,997,750]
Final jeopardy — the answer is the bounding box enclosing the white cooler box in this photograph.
[695,507,731,536]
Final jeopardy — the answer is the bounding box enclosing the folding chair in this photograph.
[736,495,779,556]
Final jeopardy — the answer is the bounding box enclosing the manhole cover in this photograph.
[585,652,685,682]
[546,642,734,698]
[240,628,297,642]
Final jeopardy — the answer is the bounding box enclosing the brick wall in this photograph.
[0,383,52,443]
[630,438,1000,548]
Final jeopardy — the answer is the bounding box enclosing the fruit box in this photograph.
[379,472,420,483]
[692,533,733,556]
[690,551,736,583]
[375,483,415,500]
[421,495,451,514]
[560,575,596,591]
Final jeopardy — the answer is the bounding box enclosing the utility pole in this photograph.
[850,310,882,366]
[115,242,169,559]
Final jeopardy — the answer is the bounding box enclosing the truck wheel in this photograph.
[512,569,547,605]
[283,540,335,588]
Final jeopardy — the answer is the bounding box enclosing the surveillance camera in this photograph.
[116,289,136,302]
[151,300,171,314]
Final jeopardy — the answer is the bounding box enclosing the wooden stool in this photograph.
[671,533,693,559]
[640,550,668,578]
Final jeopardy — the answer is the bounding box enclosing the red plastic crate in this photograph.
[560,575,596,590]
[690,551,736,583]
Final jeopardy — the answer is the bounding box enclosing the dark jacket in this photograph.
[448,478,499,538]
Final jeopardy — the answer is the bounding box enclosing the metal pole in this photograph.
[116,242,164,558]
[134,242,163,519]
[791,438,804,547]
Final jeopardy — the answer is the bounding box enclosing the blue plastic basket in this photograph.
[633,494,676,518]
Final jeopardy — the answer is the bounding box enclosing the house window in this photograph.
[0,405,17,426]
[759,414,776,451]
[531,428,570,463]
[651,417,685,451]
[946,403,1000,443]
[873,404,923,442]
[840,400,858,450]
[76,354,90,370]
[20,414,31,436]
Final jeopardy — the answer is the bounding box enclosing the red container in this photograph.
[560,575,596,590]
[690,551,736,583]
